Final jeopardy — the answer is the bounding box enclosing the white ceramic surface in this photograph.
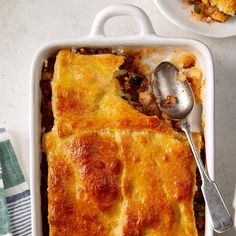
[153,0,236,38]
[30,4,214,236]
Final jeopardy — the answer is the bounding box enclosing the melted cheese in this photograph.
[44,50,202,236]
[210,0,236,15]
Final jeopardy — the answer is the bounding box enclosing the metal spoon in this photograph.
[151,61,232,233]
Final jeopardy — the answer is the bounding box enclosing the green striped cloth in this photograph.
[0,128,31,236]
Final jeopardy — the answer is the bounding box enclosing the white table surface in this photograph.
[0,0,235,235]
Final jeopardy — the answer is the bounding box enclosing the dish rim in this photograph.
[29,4,215,236]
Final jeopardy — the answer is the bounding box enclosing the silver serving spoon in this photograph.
[151,61,232,233]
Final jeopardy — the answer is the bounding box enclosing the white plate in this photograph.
[153,0,236,38]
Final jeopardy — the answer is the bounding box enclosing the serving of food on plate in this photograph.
[153,0,236,37]
[186,0,236,23]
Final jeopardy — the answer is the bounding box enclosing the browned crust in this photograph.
[45,130,201,236]
[43,50,202,236]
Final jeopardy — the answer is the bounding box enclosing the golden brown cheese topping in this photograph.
[44,50,202,236]
[210,0,236,15]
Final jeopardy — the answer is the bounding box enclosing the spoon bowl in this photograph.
[151,62,194,120]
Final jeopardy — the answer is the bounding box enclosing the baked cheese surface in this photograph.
[44,50,201,236]
[210,0,236,15]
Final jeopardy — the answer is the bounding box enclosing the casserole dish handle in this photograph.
[90,4,156,37]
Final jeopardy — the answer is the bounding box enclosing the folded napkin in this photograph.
[0,128,31,236]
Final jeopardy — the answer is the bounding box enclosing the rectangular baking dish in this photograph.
[30,4,214,236]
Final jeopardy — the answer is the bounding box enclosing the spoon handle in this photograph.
[181,120,233,233]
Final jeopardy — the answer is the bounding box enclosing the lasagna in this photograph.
[186,0,236,22]
[41,48,205,236]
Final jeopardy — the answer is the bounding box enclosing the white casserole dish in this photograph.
[30,4,214,236]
